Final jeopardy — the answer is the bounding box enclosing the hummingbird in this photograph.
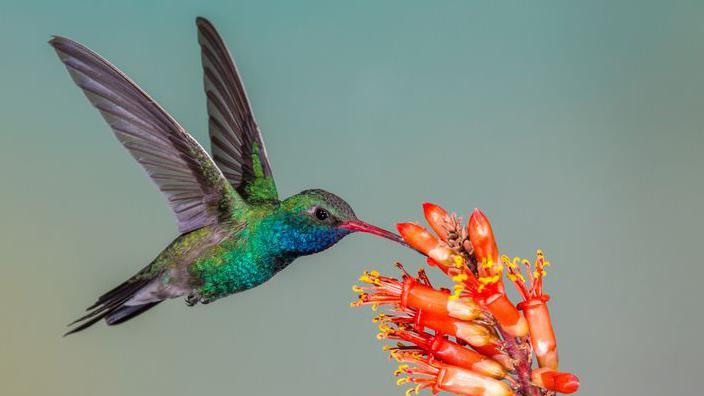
[52,18,404,336]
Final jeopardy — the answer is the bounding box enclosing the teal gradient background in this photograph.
[1,1,702,395]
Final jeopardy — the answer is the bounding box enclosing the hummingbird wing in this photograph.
[196,17,279,203]
[50,36,244,234]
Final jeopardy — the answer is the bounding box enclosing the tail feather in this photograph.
[105,302,161,326]
[65,277,161,336]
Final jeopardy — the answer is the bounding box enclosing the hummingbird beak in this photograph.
[339,220,408,247]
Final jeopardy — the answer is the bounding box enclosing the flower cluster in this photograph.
[352,203,579,396]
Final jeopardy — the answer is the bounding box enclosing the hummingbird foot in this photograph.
[185,293,211,306]
[185,293,200,307]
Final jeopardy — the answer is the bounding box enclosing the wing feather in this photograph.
[196,17,278,202]
[50,36,242,234]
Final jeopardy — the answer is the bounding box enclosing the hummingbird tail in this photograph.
[105,301,162,326]
[64,277,163,336]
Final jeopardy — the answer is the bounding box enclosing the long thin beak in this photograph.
[339,220,408,247]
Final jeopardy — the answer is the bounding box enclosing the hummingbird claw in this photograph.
[185,294,199,307]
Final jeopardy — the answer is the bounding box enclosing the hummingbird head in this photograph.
[277,189,405,256]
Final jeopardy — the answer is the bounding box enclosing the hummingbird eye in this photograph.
[314,207,330,221]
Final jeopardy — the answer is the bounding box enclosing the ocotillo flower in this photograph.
[530,368,580,394]
[393,352,515,396]
[352,202,579,396]
[378,320,507,379]
[414,310,498,347]
[466,209,529,338]
[470,341,515,372]
[402,209,527,338]
[358,289,496,348]
[503,250,558,369]
[467,208,500,277]
[397,222,457,267]
[352,268,482,321]
[422,202,451,242]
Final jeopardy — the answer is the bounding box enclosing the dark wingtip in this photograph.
[196,16,213,27]
[48,35,70,45]
[48,35,62,47]
[48,36,79,57]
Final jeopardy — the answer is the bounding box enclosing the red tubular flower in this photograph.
[504,250,558,369]
[482,293,528,339]
[422,202,451,242]
[530,368,579,394]
[466,209,528,338]
[379,323,506,379]
[351,202,578,396]
[413,310,497,347]
[352,270,481,321]
[470,343,514,372]
[376,308,495,348]
[397,222,456,267]
[394,352,514,396]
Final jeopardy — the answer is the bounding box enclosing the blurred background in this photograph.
[1,1,702,395]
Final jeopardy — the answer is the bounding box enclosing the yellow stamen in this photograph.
[507,272,526,283]
[449,283,465,300]
[452,273,468,283]
[395,365,410,377]
[378,322,392,333]
[500,255,512,267]
[358,270,382,285]
[502,249,552,287]
[372,314,386,323]
[479,274,501,285]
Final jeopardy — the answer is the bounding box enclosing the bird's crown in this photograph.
[281,189,357,226]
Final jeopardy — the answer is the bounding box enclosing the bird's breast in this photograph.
[190,232,296,300]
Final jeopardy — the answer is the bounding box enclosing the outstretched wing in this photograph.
[196,17,278,203]
[50,36,243,234]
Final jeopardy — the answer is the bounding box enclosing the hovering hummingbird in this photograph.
[52,18,404,336]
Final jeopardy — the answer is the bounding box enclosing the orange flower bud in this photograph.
[422,202,450,241]
[429,335,507,379]
[531,368,579,394]
[468,209,500,277]
[416,310,498,347]
[397,222,455,266]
